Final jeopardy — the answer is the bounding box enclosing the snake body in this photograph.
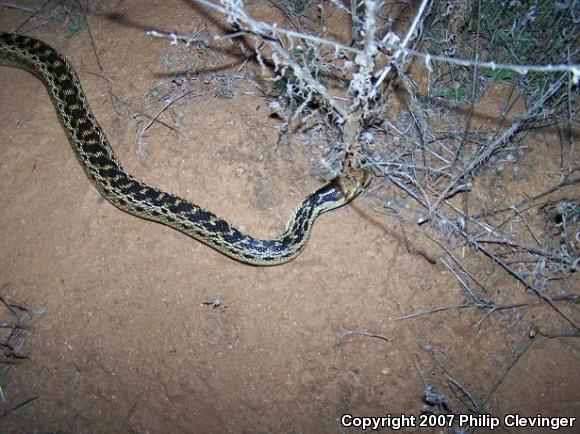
[0,32,369,265]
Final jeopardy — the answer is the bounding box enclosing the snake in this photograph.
[0,32,369,265]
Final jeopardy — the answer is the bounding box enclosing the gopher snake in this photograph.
[0,32,369,265]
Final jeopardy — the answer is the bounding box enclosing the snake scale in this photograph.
[0,32,369,265]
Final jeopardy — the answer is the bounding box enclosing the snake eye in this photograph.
[1,32,370,265]
[336,168,371,203]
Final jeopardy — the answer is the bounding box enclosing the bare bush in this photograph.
[147,0,579,424]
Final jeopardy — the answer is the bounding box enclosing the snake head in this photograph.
[336,167,371,204]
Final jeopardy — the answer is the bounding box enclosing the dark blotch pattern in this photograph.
[0,32,354,264]
[168,201,194,214]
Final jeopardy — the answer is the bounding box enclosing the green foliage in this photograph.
[425,0,578,102]
[479,0,576,67]
[286,0,309,14]
[443,84,467,102]
[272,45,317,92]
[292,45,316,63]
[482,68,514,83]
[66,22,84,37]
[273,78,287,91]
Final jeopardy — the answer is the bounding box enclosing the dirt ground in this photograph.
[1,1,578,433]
